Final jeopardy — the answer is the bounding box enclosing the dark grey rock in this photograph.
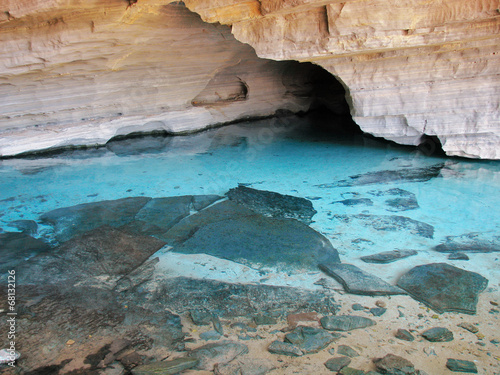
[434,232,500,253]
[318,164,444,187]
[396,263,489,314]
[321,315,376,331]
[422,327,454,342]
[319,263,405,296]
[8,219,38,236]
[395,329,415,342]
[373,353,418,375]
[174,214,340,270]
[254,315,277,326]
[446,359,477,373]
[212,315,224,335]
[20,226,165,285]
[188,341,248,371]
[40,196,152,242]
[361,250,418,264]
[268,341,303,357]
[190,310,213,326]
[0,232,51,274]
[214,358,274,375]
[161,200,257,245]
[324,357,351,372]
[333,214,434,239]
[352,303,365,311]
[334,198,373,207]
[339,367,365,375]
[200,330,222,341]
[131,357,199,375]
[370,307,387,317]
[448,252,469,260]
[337,345,359,357]
[284,326,338,354]
[123,195,222,236]
[384,197,419,212]
[226,185,317,224]
[136,276,339,318]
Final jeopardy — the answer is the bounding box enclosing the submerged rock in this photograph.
[320,315,376,331]
[284,326,339,354]
[188,341,248,371]
[40,196,152,242]
[333,214,434,239]
[368,188,419,212]
[421,327,454,342]
[434,232,500,253]
[396,263,488,314]
[333,198,373,207]
[21,225,165,285]
[8,219,38,236]
[214,358,275,375]
[318,164,444,187]
[361,249,418,264]
[319,263,405,296]
[448,252,470,260]
[0,232,51,274]
[226,185,317,224]
[446,359,478,373]
[395,329,415,342]
[174,213,340,270]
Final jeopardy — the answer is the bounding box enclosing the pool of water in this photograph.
[1,115,499,287]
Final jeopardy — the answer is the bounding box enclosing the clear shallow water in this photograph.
[1,115,499,285]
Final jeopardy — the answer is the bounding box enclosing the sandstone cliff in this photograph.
[0,0,329,156]
[1,0,499,158]
[185,0,500,159]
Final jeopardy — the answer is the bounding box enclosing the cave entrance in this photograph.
[280,61,362,135]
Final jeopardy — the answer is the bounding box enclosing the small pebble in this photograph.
[395,328,415,342]
[370,307,387,317]
[351,303,364,311]
[375,300,386,308]
[66,340,75,346]
[458,322,479,334]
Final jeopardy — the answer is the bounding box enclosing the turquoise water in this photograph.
[1,116,499,284]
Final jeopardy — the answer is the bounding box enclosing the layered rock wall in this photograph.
[1,0,499,158]
[0,0,319,156]
[186,0,500,159]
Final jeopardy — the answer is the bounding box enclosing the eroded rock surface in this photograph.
[186,0,500,159]
[397,263,489,314]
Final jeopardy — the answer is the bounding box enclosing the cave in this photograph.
[0,1,499,374]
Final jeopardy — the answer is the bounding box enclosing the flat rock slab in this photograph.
[137,276,339,318]
[422,327,454,342]
[21,225,166,285]
[333,198,373,207]
[40,196,152,242]
[0,232,51,274]
[333,214,434,239]
[396,263,489,314]
[361,250,418,264]
[446,359,478,373]
[434,232,500,253]
[214,358,275,375]
[368,188,419,212]
[317,164,444,187]
[41,195,222,242]
[188,341,248,371]
[226,185,316,224]
[320,315,376,331]
[161,200,256,244]
[373,353,419,375]
[319,263,405,296]
[131,357,199,375]
[174,214,340,270]
[124,195,222,236]
[324,357,351,372]
[285,326,339,354]
[268,341,303,357]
